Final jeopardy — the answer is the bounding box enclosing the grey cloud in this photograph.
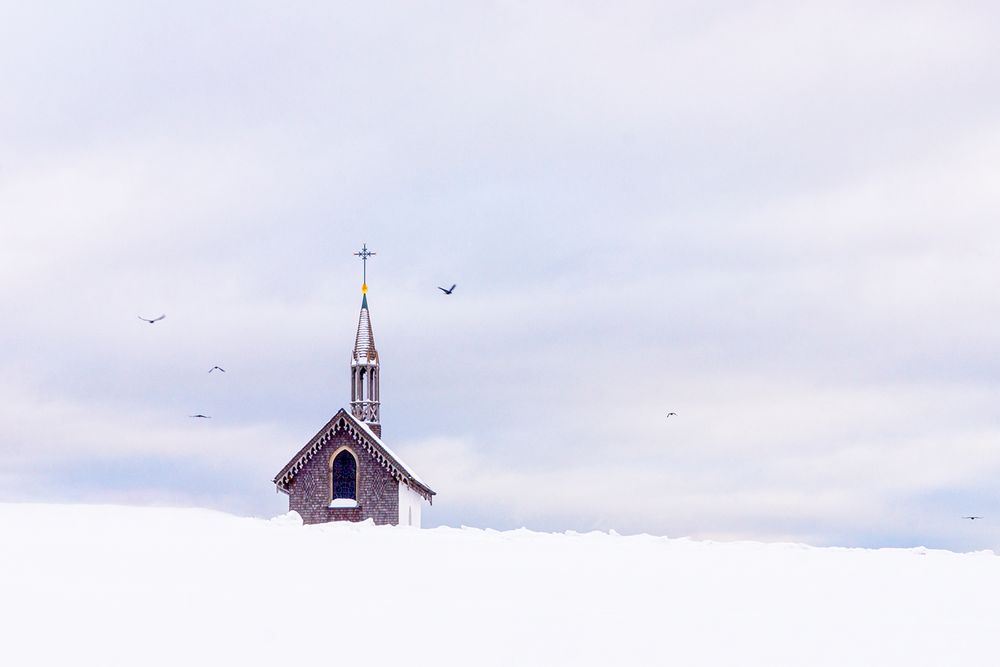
[2,1,1000,549]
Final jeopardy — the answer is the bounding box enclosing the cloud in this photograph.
[2,1,1000,548]
[398,374,1000,546]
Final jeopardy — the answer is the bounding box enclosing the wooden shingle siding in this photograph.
[288,427,399,525]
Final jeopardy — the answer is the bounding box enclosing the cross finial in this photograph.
[353,243,376,293]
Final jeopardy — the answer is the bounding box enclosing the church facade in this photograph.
[272,265,435,526]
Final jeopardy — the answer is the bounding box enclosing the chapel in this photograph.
[272,247,435,526]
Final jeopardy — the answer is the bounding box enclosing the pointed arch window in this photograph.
[329,449,358,508]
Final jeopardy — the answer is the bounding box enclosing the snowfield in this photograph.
[1,504,998,666]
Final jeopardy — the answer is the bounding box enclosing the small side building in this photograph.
[272,287,435,525]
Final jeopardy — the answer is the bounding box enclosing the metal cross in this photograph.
[353,243,376,285]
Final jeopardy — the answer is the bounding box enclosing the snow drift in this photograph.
[1,503,997,666]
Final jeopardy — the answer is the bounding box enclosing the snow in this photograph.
[2,503,999,666]
[329,498,359,508]
[268,510,303,526]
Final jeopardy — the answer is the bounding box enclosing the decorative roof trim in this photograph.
[273,409,435,503]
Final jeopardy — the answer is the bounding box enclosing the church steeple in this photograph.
[273,242,436,526]
[350,245,380,435]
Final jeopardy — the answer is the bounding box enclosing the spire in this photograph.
[350,244,380,432]
[353,292,377,365]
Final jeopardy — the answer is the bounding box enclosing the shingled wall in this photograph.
[287,427,399,525]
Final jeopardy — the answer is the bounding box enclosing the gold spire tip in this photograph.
[362,283,368,294]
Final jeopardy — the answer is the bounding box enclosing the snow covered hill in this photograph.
[1,504,997,666]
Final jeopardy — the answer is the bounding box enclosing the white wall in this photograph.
[397,483,424,527]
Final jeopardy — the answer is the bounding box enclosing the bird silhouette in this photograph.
[962,516,983,520]
[208,366,226,373]
[438,284,457,295]
[666,412,677,418]
[189,414,212,419]
[138,314,166,324]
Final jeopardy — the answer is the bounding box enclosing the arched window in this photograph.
[332,450,357,501]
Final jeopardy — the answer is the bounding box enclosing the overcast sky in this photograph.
[2,1,1000,549]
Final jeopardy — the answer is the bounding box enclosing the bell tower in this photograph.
[350,244,380,437]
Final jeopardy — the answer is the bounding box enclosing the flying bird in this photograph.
[438,284,457,295]
[666,412,677,418]
[208,366,226,373]
[138,314,166,324]
[962,516,983,520]
[189,414,212,419]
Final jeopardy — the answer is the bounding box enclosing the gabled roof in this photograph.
[353,294,377,365]
[273,408,435,502]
